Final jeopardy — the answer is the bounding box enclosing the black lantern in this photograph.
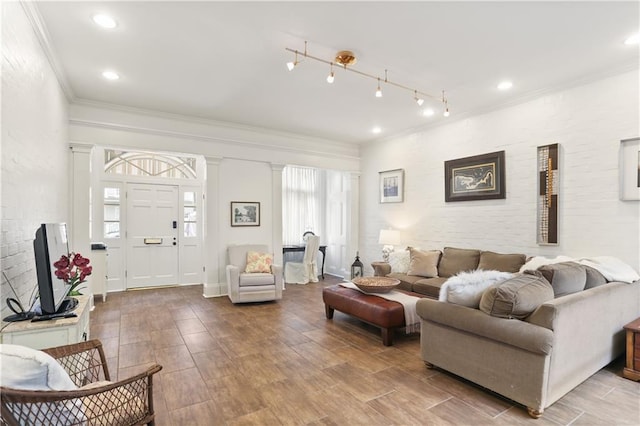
[351,252,363,279]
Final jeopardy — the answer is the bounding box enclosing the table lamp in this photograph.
[378,229,401,262]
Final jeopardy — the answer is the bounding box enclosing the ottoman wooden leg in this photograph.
[381,328,393,346]
[325,305,334,319]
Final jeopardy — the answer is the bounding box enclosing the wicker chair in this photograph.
[1,339,162,426]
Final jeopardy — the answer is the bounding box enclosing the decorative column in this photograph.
[69,142,93,305]
[69,143,92,257]
[271,163,285,267]
[203,156,223,297]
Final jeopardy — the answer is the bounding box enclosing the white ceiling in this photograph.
[35,1,639,144]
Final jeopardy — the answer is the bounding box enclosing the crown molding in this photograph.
[20,1,75,102]
[69,118,360,162]
[70,98,356,151]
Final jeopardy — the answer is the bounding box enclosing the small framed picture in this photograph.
[619,137,640,200]
[231,202,260,227]
[379,169,404,203]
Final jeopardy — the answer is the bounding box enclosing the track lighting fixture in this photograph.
[286,51,298,71]
[375,78,382,98]
[285,41,450,116]
[327,63,335,83]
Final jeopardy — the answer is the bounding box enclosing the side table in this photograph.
[623,317,640,381]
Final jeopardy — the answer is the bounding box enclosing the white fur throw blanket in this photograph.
[340,281,420,333]
[520,255,640,284]
[439,269,514,308]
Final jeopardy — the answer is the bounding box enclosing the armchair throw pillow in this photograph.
[245,251,273,273]
[0,344,77,390]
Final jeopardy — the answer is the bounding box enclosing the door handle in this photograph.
[172,221,177,229]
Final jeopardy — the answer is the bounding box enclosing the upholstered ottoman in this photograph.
[322,284,423,346]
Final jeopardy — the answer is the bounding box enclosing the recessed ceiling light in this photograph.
[102,70,120,80]
[497,81,513,90]
[372,127,382,134]
[422,108,435,117]
[92,14,117,29]
[624,33,640,45]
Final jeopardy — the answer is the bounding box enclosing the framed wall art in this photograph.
[444,151,505,202]
[379,169,404,203]
[231,201,260,226]
[537,143,559,245]
[619,137,640,201]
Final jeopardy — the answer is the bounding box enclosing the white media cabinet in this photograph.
[0,295,91,349]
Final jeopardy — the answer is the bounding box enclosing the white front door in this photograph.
[126,183,179,288]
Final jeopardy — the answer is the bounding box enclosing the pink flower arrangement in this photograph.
[54,252,92,296]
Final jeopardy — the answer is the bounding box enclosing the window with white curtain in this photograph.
[282,166,322,245]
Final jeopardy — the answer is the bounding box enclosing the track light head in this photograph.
[375,78,382,98]
[327,72,335,84]
[443,107,450,117]
[287,51,299,71]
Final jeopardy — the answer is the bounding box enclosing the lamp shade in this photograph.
[378,229,401,246]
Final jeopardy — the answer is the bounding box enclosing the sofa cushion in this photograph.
[245,251,273,273]
[438,247,481,278]
[388,250,410,274]
[412,277,447,298]
[407,248,441,278]
[387,273,421,292]
[239,272,275,287]
[439,270,514,308]
[479,271,554,319]
[583,265,608,289]
[478,251,526,273]
[537,262,586,297]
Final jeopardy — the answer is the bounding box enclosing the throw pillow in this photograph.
[407,248,441,278]
[388,250,410,274]
[439,269,514,308]
[478,251,526,273]
[537,262,586,297]
[245,251,273,273]
[479,271,554,319]
[438,247,481,278]
[583,265,608,289]
[0,344,77,390]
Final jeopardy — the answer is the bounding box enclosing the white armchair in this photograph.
[226,244,283,303]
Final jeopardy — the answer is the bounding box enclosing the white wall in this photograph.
[360,70,640,272]
[1,2,70,318]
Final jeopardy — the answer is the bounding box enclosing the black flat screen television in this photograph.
[34,223,75,315]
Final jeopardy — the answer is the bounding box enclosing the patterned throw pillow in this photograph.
[245,251,273,273]
[388,250,410,274]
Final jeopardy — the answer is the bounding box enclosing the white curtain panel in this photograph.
[282,166,321,245]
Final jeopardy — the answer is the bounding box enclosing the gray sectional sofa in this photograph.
[414,259,640,418]
[372,246,526,298]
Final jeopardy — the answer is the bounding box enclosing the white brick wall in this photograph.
[1,2,69,318]
[360,70,640,273]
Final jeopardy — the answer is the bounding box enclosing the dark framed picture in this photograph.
[231,202,260,226]
[379,169,404,203]
[444,151,505,202]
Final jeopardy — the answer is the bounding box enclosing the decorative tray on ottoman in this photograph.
[352,277,401,293]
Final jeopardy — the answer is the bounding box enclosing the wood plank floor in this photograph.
[90,277,640,425]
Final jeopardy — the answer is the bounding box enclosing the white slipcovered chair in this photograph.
[226,244,283,303]
[284,235,320,284]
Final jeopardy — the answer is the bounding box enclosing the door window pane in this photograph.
[184,192,196,204]
[184,223,196,237]
[184,206,196,222]
[104,222,120,239]
[104,205,120,221]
